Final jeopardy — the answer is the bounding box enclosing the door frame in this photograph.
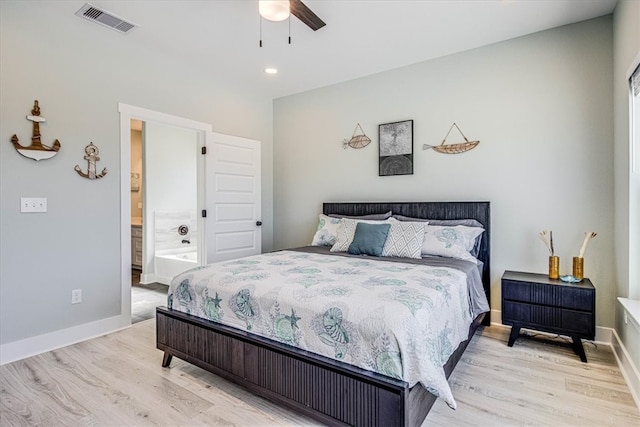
[119,103,212,324]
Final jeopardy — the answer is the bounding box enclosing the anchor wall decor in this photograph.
[11,100,61,161]
[75,142,108,180]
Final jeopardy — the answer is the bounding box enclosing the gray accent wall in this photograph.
[0,2,274,348]
[274,17,615,327]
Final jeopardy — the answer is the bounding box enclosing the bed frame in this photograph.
[156,201,490,426]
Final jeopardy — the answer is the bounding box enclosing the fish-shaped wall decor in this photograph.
[423,122,479,154]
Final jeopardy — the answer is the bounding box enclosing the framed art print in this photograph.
[379,120,413,176]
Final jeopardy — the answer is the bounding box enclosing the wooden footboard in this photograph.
[157,306,484,427]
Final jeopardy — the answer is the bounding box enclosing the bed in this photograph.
[156,201,491,426]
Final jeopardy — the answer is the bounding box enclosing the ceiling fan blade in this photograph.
[290,0,326,31]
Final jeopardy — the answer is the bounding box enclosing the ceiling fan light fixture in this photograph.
[259,0,290,22]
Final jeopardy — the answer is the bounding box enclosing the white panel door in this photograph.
[205,132,261,263]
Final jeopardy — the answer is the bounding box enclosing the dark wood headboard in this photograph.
[323,201,491,325]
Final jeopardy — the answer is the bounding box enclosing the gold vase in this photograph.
[573,257,584,281]
[549,256,560,279]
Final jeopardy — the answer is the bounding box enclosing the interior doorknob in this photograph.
[256,221,262,226]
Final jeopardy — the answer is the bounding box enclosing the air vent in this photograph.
[75,3,138,34]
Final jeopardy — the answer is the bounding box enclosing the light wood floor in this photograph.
[131,270,168,324]
[1,320,638,426]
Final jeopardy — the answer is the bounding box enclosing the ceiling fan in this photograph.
[290,0,326,31]
[259,0,326,31]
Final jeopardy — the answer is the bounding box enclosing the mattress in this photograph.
[166,246,489,408]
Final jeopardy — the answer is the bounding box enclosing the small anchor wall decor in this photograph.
[11,100,61,161]
[75,142,108,180]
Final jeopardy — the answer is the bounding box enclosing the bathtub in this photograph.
[154,250,198,285]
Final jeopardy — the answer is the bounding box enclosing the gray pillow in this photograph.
[348,222,391,257]
[392,214,482,228]
[329,210,392,220]
[391,214,484,257]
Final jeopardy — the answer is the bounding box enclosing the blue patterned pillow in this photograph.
[347,223,391,256]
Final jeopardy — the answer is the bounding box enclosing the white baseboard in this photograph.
[594,325,612,345]
[140,272,157,284]
[490,308,502,325]
[0,314,130,365]
[611,327,640,409]
[139,273,171,286]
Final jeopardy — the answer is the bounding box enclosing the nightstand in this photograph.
[501,270,595,362]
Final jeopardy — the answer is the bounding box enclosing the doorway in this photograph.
[119,103,262,326]
[129,119,202,322]
[129,119,161,323]
[119,104,211,325]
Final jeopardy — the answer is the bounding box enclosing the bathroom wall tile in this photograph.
[154,210,197,252]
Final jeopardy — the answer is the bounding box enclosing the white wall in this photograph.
[274,17,615,327]
[0,1,273,357]
[143,121,198,278]
[613,0,640,372]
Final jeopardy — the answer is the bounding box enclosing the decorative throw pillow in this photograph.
[392,215,484,257]
[421,225,484,263]
[330,218,391,252]
[381,218,428,259]
[348,222,391,256]
[311,214,342,246]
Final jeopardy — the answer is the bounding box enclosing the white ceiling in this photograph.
[43,0,617,99]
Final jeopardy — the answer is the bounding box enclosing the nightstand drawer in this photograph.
[502,280,531,302]
[503,301,594,337]
[561,310,594,337]
[560,288,594,311]
[502,279,593,311]
[503,301,532,323]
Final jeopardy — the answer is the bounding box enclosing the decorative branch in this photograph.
[538,230,555,256]
[578,232,597,258]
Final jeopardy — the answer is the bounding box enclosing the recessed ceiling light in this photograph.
[264,67,278,74]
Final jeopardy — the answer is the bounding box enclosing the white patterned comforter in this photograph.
[167,249,486,408]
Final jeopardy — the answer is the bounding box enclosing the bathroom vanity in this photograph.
[131,218,142,270]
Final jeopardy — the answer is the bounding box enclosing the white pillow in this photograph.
[381,218,428,259]
[311,214,342,246]
[421,225,484,263]
[330,218,391,252]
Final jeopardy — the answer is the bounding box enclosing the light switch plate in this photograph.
[21,197,47,213]
[71,289,82,304]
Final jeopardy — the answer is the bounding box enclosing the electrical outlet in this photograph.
[71,289,82,304]
[21,197,47,213]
